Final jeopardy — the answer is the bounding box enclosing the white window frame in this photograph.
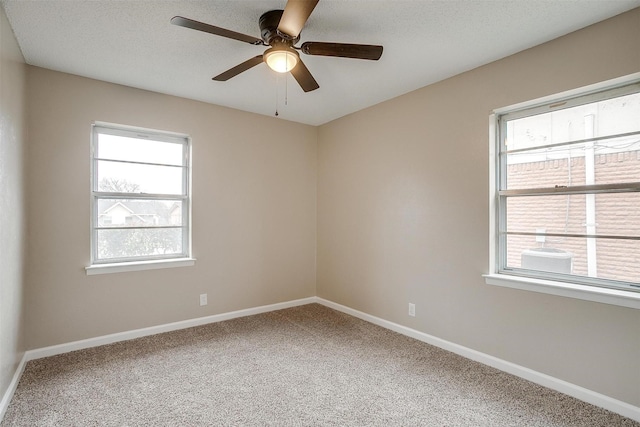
[86,122,195,275]
[484,73,640,310]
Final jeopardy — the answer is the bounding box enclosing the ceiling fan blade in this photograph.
[171,16,263,45]
[213,55,264,81]
[301,42,383,60]
[290,59,319,92]
[277,0,319,39]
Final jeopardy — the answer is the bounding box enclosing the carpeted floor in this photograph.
[2,303,637,426]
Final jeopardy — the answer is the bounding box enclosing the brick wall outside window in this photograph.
[506,150,640,283]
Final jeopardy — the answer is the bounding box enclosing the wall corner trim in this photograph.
[316,298,640,423]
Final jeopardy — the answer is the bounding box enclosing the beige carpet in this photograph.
[2,304,637,426]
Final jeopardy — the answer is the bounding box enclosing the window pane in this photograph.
[506,143,640,190]
[505,92,640,152]
[91,123,190,267]
[97,199,183,228]
[498,82,640,291]
[96,160,183,195]
[97,133,183,166]
[505,90,640,191]
[505,234,640,284]
[506,192,640,237]
[97,228,183,261]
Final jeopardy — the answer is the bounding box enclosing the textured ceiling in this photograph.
[2,0,639,125]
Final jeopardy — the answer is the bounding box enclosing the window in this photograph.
[487,76,640,308]
[87,123,193,274]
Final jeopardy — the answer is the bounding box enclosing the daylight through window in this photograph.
[495,81,640,293]
[90,123,191,266]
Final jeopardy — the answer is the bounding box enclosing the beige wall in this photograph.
[0,5,26,408]
[317,8,640,407]
[25,68,317,348]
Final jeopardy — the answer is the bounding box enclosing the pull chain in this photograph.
[274,60,291,117]
[285,55,289,106]
[275,73,279,117]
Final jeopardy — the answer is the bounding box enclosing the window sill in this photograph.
[86,258,196,275]
[483,274,640,310]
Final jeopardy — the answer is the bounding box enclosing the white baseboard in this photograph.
[25,297,316,361]
[3,297,316,421]
[316,297,640,423]
[0,352,27,422]
[4,296,638,423]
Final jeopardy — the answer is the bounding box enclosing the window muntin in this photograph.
[91,124,191,265]
[496,82,640,293]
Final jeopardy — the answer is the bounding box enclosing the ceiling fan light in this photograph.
[264,47,299,73]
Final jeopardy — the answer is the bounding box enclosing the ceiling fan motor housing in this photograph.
[259,10,299,45]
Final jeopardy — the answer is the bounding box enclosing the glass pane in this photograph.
[505,91,640,152]
[505,90,640,191]
[96,160,183,195]
[505,140,640,190]
[97,133,184,166]
[97,199,182,228]
[506,192,640,237]
[97,228,183,261]
[505,234,640,284]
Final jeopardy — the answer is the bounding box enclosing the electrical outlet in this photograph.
[199,293,208,306]
[408,303,415,317]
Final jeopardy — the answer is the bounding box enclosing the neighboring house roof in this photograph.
[98,199,173,225]
[102,201,134,215]
[98,200,171,216]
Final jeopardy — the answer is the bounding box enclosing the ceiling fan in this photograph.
[170,0,383,93]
